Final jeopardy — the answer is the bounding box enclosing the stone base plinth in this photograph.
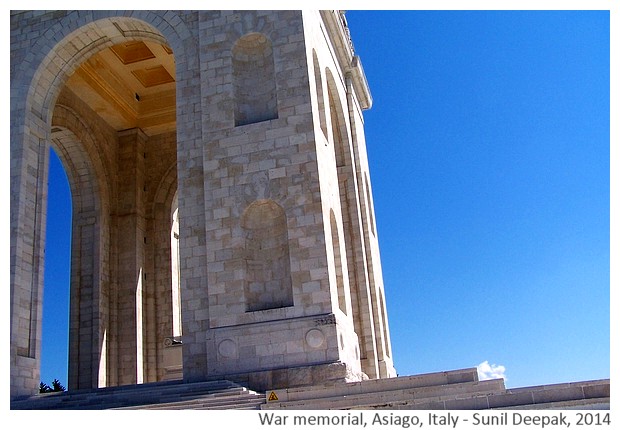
[207,362,368,392]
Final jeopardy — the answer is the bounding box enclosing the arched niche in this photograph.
[241,200,293,312]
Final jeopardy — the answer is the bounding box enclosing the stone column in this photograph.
[114,128,147,385]
[10,119,49,398]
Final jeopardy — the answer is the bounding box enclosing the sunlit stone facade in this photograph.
[10,10,396,399]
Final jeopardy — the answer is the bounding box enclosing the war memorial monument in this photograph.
[10,10,609,410]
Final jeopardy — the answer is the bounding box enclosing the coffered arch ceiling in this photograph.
[65,40,176,136]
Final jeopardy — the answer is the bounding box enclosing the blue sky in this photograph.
[345,9,610,388]
[40,8,610,390]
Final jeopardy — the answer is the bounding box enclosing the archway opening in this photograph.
[12,13,191,397]
[41,147,72,391]
[47,34,180,387]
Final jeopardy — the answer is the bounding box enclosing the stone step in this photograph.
[488,379,611,410]
[261,377,610,411]
[11,371,609,410]
[368,379,611,410]
[263,368,482,406]
[263,378,505,410]
[10,379,257,410]
[122,393,266,410]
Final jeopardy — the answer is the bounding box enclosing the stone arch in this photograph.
[232,32,278,126]
[324,68,355,319]
[14,12,193,128]
[50,104,110,390]
[330,71,388,379]
[241,200,293,312]
[51,104,111,213]
[10,11,197,398]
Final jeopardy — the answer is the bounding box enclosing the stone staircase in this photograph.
[261,368,610,410]
[10,379,266,410]
[10,368,609,410]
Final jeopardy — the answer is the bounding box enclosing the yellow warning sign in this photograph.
[268,391,279,401]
